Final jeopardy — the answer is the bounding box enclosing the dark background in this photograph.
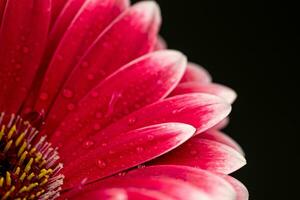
[132,1,298,199]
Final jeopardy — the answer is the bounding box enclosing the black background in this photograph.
[132,0,299,199]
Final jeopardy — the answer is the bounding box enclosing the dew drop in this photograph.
[87,74,95,80]
[81,61,89,68]
[128,117,136,125]
[136,147,144,152]
[95,112,102,119]
[91,91,99,97]
[147,135,154,140]
[118,172,127,176]
[15,63,22,69]
[22,46,29,53]
[39,92,49,100]
[96,159,106,168]
[83,140,94,149]
[93,123,101,131]
[137,164,146,169]
[63,89,73,98]
[190,150,197,155]
[67,103,75,111]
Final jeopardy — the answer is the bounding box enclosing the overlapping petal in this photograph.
[153,138,246,174]
[62,123,195,189]
[0,0,51,113]
[180,63,212,83]
[125,165,236,199]
[171,82,237,104]
[49,50,187,145]
[33,1,161,115]
[63,176,211,200]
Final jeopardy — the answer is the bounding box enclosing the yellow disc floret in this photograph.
[0,112,63,200]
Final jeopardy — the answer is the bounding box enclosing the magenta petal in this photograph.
[223,176,249,200]
[154,138,246,174]
[64,177,210,200]
[154,36,167,50]
[32,0,129,114]
[62,123,194,189]
[201,130,245,155]
[210,117,230,130]
[0,0,51,113]
[180,63,212,83]
[67,188,175,200]
[95,93,231,138]
[0,0,7,26]
[126,165,236,200]
[49,50,186,145]
[171,82,237,104]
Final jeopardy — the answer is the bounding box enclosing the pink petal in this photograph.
[51,0,68,27]
[180,63,212,83]
[201,130,245,155]
[95,93,230,138]
[153,138,246,174]
[0,0,7,26]
[171,82,237,104]
[64,177,211,200]
[68,188,174,200]
[31,0,130,114]
[49,50,186,145]
[223,176,249,200]
[31,2,160,115]
[62,123,195,189]
[52,93,230,161]
[154,36,167,50]
[209,117,230,130]
[126,165,236,200]
[0,0,51,113]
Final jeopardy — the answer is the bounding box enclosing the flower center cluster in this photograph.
[0,112,63,199]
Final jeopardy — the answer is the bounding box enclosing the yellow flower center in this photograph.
[0,112,63,199]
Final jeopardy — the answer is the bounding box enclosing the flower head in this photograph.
[0,0,247,199]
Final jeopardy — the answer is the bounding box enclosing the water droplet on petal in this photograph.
[39,92,48,100]
[136,147,144,152]
[190,150,197,155]
[67,103,75,111]
[63,89,73,98]
[96,159,106,168]
[91,91,99,97]
[93,123,101,131]
[22,46,29,53]
[147,135,154,140]
[95,112,102,119]
[118,172,127,176]
[82,61,89,68]
[87,74,95,80]
[83,140,94,149]
[128,117,136,125]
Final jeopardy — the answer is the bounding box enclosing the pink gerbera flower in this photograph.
[0,0,248,199]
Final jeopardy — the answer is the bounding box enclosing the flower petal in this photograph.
[49,50,186,144]
[67,188,174,200]
[126,165,236,200]
[223,176,249,200]
[64,176,210,200]
[62,123,194,189]
[153,138,246,174]
[0,0,51,113]
[201,130,245,155]
[209,117,229,130]
[52,93,229,161]
[154,36,167,50]
[30,0,130,114]
[171,82,237,104]
[180,63,212,83]
[0,0,7,26]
